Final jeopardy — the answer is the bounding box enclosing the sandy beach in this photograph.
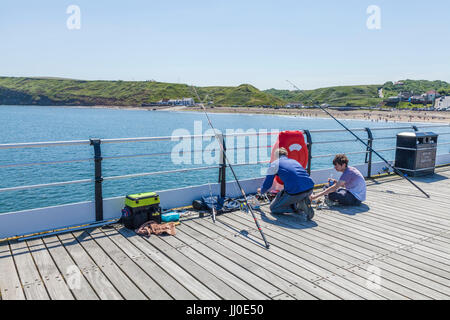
[42,104,450,124]
[180,106,450,124]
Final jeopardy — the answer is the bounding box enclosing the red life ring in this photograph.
[270,131,309,185]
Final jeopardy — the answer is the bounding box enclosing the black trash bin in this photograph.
[395,132,438,177]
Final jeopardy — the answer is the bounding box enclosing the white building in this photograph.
[435,96,450,110]
[157,97,195,106]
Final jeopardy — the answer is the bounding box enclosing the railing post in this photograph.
[90,138,103,221]
[303,130,312,175]
[218,133,226,198]
[365,128,374,178]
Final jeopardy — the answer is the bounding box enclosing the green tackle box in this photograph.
[125,192,160,207]
[122,192,161,229]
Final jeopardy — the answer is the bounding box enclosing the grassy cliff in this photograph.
[1,77,449,108]
[265,85,382,107]
[0,77,284,107]
[265,80,450,108]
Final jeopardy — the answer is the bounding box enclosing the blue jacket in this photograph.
[261,156,314,194]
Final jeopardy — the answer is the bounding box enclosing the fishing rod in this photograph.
[207,182,216,223]
[191,86,270,249]
[286,80,430,199]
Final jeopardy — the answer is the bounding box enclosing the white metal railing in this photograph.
[0,123,449,199]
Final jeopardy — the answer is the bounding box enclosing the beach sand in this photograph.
[181,106,450,124]
[50,104,450,124]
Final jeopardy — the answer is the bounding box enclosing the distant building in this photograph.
[285,102,304,108]
[435,96,450,110]
[386,96,400,104]
[425,90,440,103]
[410,95,426,104]
[394,81,405,86]
[157,97,195,106]
[398,91,412,101]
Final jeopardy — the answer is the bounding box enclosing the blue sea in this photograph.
[1,105,449,213]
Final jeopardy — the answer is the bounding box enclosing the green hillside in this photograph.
[0,77,284,107]
[265,85,381,107]
[265,80,450,108]
[1,77,449,108]
[381,79,450,97]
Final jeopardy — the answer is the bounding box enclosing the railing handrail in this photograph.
[2,124,448,150]
[1,123,450,219]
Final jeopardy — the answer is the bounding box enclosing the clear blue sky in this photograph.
[1,0,449,90]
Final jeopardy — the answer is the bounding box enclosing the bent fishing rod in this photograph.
[286,80,430,199]
[191,86,270,249]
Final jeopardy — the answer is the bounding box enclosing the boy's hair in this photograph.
[275,147,288,157]
[333,154,349,166]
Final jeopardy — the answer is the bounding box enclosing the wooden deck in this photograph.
[1,167,450,300]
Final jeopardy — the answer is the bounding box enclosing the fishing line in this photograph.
[191,86,270,249]
[286,80,430,198]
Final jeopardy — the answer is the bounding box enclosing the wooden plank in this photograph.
[153,227,261,300]
[101,227,197,300]
[366,194,450,225]
[41,235,99,300]
[377,255,450,287]
[193,217,341,300]
[179,221,319,300]
[174,224,284,299]
[57,231,123,300]
[26,238,74,300]
[306,215,450,269]
[148,225,269,300]
[255,205,448,282]
[319,214,450,261]
[69,229,147,300]
[239,208,442,296]
[88,228,172,300]
[218,214,377,300]
[317,214,416,246]
[226,212,406,300]
[343,266,430,300]
[231,211,368,266]
[319,211,432,244]
[368,184,450,214]
[386,249,450,281]
[116,226,220,300]
[355,260,450,300]
[8,240,49,300]
[340,200,448,234]
[0,241,25,300]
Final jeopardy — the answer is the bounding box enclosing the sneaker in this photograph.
[297,198,315,221]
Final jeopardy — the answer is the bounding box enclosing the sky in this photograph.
[0,0,449,90]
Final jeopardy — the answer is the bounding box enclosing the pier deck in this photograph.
[1,167,450,300]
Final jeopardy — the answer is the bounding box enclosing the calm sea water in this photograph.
[1,105,449,213]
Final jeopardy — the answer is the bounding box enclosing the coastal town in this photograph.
[145,89,450,112]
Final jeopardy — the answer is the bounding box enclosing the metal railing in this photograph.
[0,123,449,221]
